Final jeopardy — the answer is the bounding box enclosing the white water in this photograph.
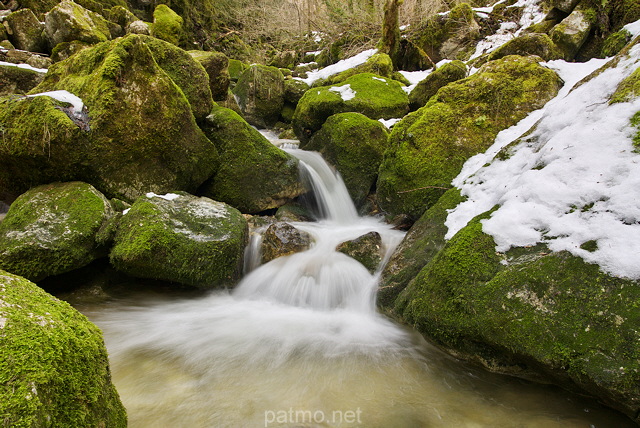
[71,137,635,427]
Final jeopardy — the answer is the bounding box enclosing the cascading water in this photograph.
[74,133,635,428]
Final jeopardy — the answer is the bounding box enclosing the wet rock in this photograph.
[110,192,248,288]
[261,222,312,264]
[336,231,382,273]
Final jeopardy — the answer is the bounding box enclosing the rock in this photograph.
[284,78,309,104]
[3,8,46,53]
[110,192,248,288]
[292,73,409,144]
[319,53,394,86]
[0,63,45,95]
[393,212,640,424]
[377,55,562,219]
[228,58,248,82]
[395,38,435,72]
[409,60,467,111]
[0,182,115,282]
[261,222,312,264]
[25,54,51,69]
[107,5,137,30]
[487,33,564,62]
[126,20,150,35]
[303,112,389,207]
[268,49,298,69]
[0,270,127,427]
[550,8,593,60]
[50,40,90,62]
[336,231,383,274]
[233,64,285,128]
[151,4,183,46]
[44,0,111,47]
[188,50,230,101]
[275,202,313,222]
[199,106,305,213]
[22,34,218,201]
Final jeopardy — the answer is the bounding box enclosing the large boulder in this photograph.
[408,60,467,111]
[150,4,183,46]
[44,0,112,47]
[0,63,45,96]
[0,182,115,282]
[486,33,564,62]
[377,55,562,220]
[0,270,127,427]
[292,73,409,144]
[261,222,313,264]
[303,112,389,207]
[232,64,285,128]
[14,34,218,201]
[319,53,395,86]
[110,192,248,288]
[188,50,230,101]
[336,231,383,274]
[199,106,305,213]
[3,8,47,53]
[550,7,593,60]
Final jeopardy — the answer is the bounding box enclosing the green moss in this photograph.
[610,66,640,104]
[228,58,249,82]
[602,30,632,57]
[151,4,184,46]
[232,64,285,128]
[188,50,230,101]
[550,9,593,60]
[45,0,112,47]
[377,55,562,219]
[292,73,409,144]
[487,33,564,62]
[0,270,126,427]
[630,111,640,152]
[200,106,304,213]
[319,53,394,86]
[4,8,47,53]
[336,231,382,274]
[110,192,248,288]
[303,112,389,207]
[0,64,45,96]
[408,60,467,110]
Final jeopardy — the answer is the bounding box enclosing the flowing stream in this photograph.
[62,134,634,427]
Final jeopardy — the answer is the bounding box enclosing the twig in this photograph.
[397,185,451,194]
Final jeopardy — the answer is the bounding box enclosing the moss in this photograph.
[228,58,249,82]
[150,4,184,47]
[377,188,465,309]
[320,53,394,86]
[487,33,564,62]
[109,192,248,288]
[188,50,230,101]
[232,64,285,128]
[602,30,632,57]
[0,64,45,96]
[610,66,640,104]
[0,182,114,281]
[50,40,91,62]
[0,270,126,426]
[377,55,562,219]
[630,111,640,152]
[107,5,137,29]
[199,106,304,213]
[4,9,47,53]
[550,9,593,60]
[292,73,409,144]
[303,112,389,207]
[408,60,467,110]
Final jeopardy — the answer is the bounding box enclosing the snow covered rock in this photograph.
[232,64,285,128]
[0,182,115,281]
[110,192,248,288]
[0,270,127,427]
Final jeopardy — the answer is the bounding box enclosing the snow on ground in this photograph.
[624,19,640,37]
[295,49,377,86]
[329,84,356,101]
[399,69,433,94]
[0,60,47,73]
[445,44,640,279]
[26,90,85,118]
[379,118,402,128]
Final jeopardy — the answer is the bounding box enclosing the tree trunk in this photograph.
[379,0,404,69]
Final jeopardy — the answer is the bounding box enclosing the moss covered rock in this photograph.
[487,33,564,62]
[550,8,593,60]
[336,231,383,274]
[320,53,395,86]
[303,112,389,207]
[394,212,640,422]
[409,60,467,111]
[200,106,305,213]
[0,182,115,282]
[284,78,310,104]
[30,34,218,201]
[0,64,45,96]
[44,0,112,47]
[261,222,312,264]
[151,4,183,47]
[188,50,230,101]
[232,64,285,128]
[110,192,248,288]
[0,270,127,427]
[377,55,562,219]
[50,40,91,62]
[4,8,47,53]
[228,58,249,82]
[292,73,409,144]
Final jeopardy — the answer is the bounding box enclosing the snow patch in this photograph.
[27,90,85,119]
[146,192,181,201]
[329,84,356,101]
[623,19,640,37]
[379,118,401,128]
[0,60,47,73]
[398,69,433,94]
[295,49,377,86]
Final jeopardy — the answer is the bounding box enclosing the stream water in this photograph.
[60,135,634,427]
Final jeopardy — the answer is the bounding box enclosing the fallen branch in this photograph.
[397,185,451,194]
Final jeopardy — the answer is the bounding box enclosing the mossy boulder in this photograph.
[377,55,562,219]
[228,58,249,82]
[550,8,593,60]
[303,112,389,207]
[30,34,218,201]
[408,60,467,111]
[260,222,312,264]
[0,64,45,96]
[110,192,248,288]
[0,181,114,282]
[232,64,285,128]
[611,66,640,103]
[284,78,310,104]
[150,4,183,47]
[44,0,112,47]
[336,231,383,274]
[320,53,394,86]
[188,50,230,101]
[292,73,409,144]
[107,5,137,30]
[602,29,633,57]
[199,106,305,213]
[377,188,464,308]
[4,8,47,53]
[0,270,127,427]
[487,33,564,62]
[393,213,640,423]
